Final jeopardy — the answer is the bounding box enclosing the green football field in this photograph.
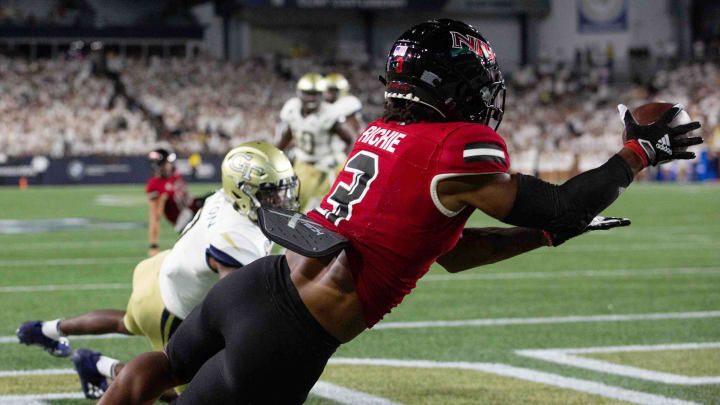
[0,183,719,404]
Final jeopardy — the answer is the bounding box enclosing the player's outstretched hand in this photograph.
[545,216,631,247]
[618,104,702,166]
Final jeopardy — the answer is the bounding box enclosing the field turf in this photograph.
[0,183,718,404]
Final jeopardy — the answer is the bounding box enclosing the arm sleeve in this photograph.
[207,231,264,269]
[437,125,510,175]
[503,154,634,234]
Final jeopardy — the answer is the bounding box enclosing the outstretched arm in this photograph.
[437,226,546,273]
[98,351,180,405]
[436,106,701,273]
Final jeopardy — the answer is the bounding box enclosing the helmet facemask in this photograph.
[239,176,300,222]
[299,90,322,113]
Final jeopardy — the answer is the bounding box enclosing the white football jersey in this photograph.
[333,94,362,118]
[158,190,271,319]
[330,94,363,157]
[280,97,341,163]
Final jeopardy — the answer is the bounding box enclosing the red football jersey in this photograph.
[308,118,510,327]
[145,173,193,225]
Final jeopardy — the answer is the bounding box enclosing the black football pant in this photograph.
[165,255,340,404]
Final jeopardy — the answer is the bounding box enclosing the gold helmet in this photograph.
[324,73,350,102]
[296,73,326,112]
[222,141,299,221]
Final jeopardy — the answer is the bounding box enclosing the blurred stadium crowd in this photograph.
[1,52,718,181]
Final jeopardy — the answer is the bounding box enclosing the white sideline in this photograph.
[0,283,130,293]
[0,257,140,267]
[0,333,133,344]
[311,381,405,405]
[373,311,720,330]
[517,342,720,385]
[422,266,720,281]
[328,358,699,405]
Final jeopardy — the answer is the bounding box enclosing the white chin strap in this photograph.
[384,92,447,118]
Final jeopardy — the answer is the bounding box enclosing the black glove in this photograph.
[544,216,631,247]
[619,104,702,166]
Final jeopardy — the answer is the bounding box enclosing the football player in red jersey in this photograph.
[146,149,204,256]
[100,19,701,404]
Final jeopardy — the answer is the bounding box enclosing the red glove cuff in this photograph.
[624,140,649,168]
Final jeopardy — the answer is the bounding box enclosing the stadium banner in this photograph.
[577,0,627,33]
[0,156,222,186]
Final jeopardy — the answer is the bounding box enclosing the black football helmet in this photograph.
[148,148,176,175]
[383,19,505,129]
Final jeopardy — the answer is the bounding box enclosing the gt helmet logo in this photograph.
[449,31,496,63]
[228,152,265,181]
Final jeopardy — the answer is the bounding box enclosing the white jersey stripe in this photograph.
[463,148,506,159]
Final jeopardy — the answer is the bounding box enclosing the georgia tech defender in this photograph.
[324,73,364,134]
[277,73,356,213]
[16,142,299,400]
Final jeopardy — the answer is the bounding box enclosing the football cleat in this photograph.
[16,320,72,357]
[72,348,109,399]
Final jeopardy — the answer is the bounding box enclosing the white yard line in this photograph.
[0,257,140,267]
[311,381,405,405]
[373,311,720,330]
[535,242,717,252]
[0,369,74,378]
[3,267,716,294]
[422,267,720,282]
[0,239,175,250]
[328,358,699,405]
[0,333,134,344]
[2,359,699,405]
[0,392,84,404]
[561,342,720,353]
[517,342,720,385]
[0,283,130,293]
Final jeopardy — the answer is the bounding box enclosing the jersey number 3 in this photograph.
[320,151,378,225]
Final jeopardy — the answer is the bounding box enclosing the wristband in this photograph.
[149,243,159,249]
[623,140,649,168]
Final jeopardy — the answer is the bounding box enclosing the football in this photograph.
[623,102,695,152]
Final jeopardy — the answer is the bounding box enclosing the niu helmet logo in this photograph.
[450,31,496,63]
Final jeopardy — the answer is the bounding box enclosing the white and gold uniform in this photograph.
[332,94,362,121]
[123,190,271,351]
[280,97,343,212]
[329,94,362,156]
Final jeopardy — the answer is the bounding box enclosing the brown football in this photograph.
[622,102,694,152]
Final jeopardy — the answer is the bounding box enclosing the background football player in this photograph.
[146,149,206,257]
[277,73,356,212]
[324,73,364,133]
[16,142,299,400]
